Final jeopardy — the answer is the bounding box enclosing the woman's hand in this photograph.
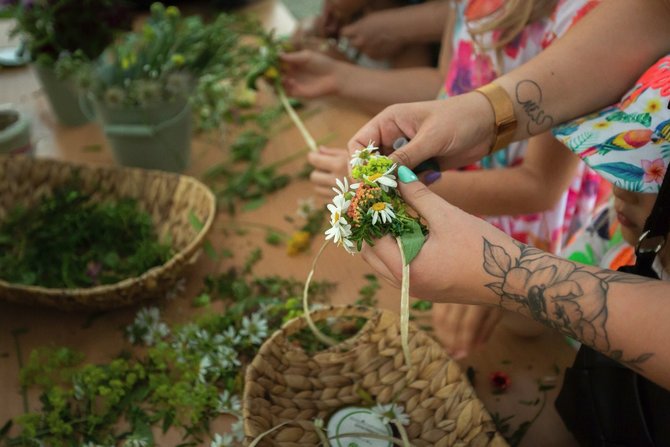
[348,94,496,170]
[307,146,350,198]
[280,50,346,98]
[340,9,409,60]
[432,303,503,359]
[360,167,511,303]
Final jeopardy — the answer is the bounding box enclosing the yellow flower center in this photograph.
[368,173,382,182]
[333,212,340,221]
[372,202,386,211]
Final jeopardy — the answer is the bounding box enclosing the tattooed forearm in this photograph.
[515,80,554,135]
[481,237,654,370]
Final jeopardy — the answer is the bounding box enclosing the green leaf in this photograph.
[188,210,205,232]
[242,197,266,211]
[203,240,218,260]
[399,220,425,265]
[0,420,12,440]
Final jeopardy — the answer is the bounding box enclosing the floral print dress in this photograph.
[439,0,605,254]
[562,205,670,281]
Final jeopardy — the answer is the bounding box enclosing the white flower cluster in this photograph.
[216,390,242,415]
[210,417,245,447]
[125,307,170,347]
[371,403,410,426]
[325,177,355,253]
[325,142,399,254]
[167,311,269,384]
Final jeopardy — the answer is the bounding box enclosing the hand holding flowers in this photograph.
[304,143,428,365]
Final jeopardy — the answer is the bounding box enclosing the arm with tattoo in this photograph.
[481,237,665,377]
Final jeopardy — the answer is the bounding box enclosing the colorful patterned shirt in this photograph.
[562,205,670,280]
[439,0,604,254]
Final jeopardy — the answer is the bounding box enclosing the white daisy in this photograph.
[350,141,379,167]
[368,202,395,225]
[210,433,234,447]
[331,177,351,198]
[325,219,352,245]
[371,403,410,426]
[351,163,398,192]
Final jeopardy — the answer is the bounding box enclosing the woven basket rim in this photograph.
[0,156,216,297]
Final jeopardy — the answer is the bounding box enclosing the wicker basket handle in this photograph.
[280,305,379,339]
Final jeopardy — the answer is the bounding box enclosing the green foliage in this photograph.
[79,4,262,109]
[203,130,292,215]
[3,255,337,446]
[7,0,130,69]
[0,184,173,288]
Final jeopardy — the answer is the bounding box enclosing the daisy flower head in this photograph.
[332,177,352,199]
[324,218,354,253]
[368,201,395,225]
[371,403,411,426]
[352,155,398,192]
[350,141,379,167]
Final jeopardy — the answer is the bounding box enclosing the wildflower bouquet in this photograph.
[6,0,130,73]
[78,3,263,123]
[304,143,427,366]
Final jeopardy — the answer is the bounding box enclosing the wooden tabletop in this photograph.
[0,3,578,446]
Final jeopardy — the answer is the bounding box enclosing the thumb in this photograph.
[396,166,449,226]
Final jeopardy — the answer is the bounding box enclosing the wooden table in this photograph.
[0,3,578,445]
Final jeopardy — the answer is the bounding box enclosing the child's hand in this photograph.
[280,50,344,98]
[307,146,350,198]
[340,9,408,60]
[431,303,503,359]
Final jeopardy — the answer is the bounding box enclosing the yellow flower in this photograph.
[166,5,180,18]
[645,99,661,113]
[171,54,185,67]
[264,66,279,80]
[286,231,311,256]
[593,121,611,130]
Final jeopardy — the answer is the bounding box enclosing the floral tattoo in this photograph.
[482,238,653,371]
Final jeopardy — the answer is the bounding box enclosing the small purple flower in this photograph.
[85,260,102,282]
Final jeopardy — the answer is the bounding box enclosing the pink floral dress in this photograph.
[440,0,605,254]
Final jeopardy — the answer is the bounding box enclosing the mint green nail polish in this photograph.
[398,165,418,183]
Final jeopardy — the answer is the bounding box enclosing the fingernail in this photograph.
[393,137,409,150]
[397,166,418,183]
[424,170,441,185]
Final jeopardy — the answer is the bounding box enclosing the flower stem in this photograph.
[249,421,292,447]
[11,328,29,413]
[396,238,412,367]
[275,79,318,152]
[303,240,339,346]
[395,422,412,447]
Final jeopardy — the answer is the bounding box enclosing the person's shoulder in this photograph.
[542,0,601,47]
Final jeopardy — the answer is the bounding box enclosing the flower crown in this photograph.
[325,142,426,261]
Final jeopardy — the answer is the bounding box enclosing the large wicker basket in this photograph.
[0,155,216,310]
[243,305,508,447]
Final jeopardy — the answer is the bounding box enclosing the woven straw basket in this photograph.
[0,155,216,310]
[243,305,508,447]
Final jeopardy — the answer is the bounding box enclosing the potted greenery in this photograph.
[78,3,263,172]
[6,0,130,126]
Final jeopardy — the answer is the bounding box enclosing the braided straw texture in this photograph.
[0,155,216,310]
[243,305,508,447]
